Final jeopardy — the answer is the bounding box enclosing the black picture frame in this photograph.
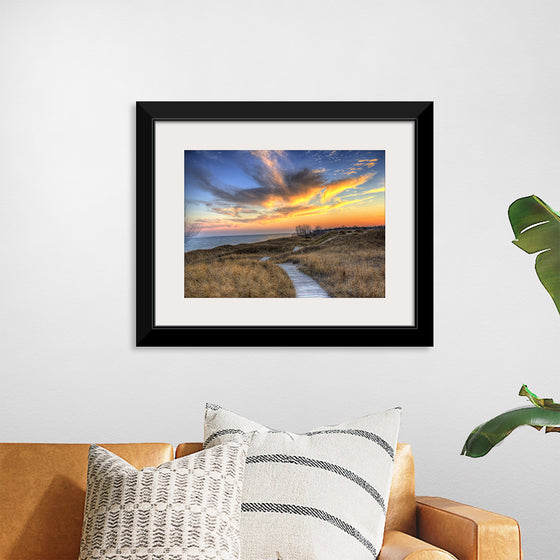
[136,101,433,347]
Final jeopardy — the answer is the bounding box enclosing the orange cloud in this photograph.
[361,186,385,195]
[321,174,373,203]
[356,158,378,168]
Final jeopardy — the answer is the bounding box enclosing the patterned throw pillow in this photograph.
[79,441,248,560]
[204,404,401,560]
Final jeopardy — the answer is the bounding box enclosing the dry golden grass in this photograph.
[184,257,295,298]
[184,228,385,298]
[282,229,385,297]
[185,236,300,263]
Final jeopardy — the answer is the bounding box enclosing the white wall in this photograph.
[1,1,559,558]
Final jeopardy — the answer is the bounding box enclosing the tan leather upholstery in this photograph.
[416,496,522,560]
[386,443,416,535]
[176,441,417,536]
[175,442,203,458]
[0,443,173,560]
[379,530,457,559]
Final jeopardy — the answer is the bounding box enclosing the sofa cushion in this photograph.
[79,441,249,560]
[175,442,417,537]
[204,404,401,560]
[0,443,173,560]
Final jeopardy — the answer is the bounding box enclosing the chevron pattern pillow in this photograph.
[204,404,401,560]
[79,441,248,560]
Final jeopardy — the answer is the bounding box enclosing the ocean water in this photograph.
[185,232,289,252]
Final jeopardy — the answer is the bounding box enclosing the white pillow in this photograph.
[204,404,401,560]
[79,441,249,560]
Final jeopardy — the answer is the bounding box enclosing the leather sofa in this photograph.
[0,442,522,560]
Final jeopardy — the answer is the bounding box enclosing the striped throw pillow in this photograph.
[204,405,401,560]
[79,441,249,560]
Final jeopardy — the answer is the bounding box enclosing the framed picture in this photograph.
[136,101,433,347]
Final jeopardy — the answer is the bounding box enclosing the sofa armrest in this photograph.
[416,496,522,560]
[379,530,457,560]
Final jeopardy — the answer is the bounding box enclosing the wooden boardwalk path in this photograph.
[259,257,330,298]
[277,263,330,298]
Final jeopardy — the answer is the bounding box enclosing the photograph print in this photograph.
[184,149,386,299]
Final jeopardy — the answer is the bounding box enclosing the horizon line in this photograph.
[189,225,385,238]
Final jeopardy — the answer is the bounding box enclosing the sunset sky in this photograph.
[184,150,385,236]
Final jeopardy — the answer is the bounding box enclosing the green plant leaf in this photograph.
[508,195,560,314]
[461,406,560,458]
[519,384,560,410]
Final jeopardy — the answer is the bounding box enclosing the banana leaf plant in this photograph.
[508,195,560,314]
[462,386,560,458]
[462,196,560,458]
